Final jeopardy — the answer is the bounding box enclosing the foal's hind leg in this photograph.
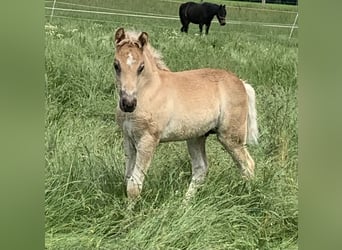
[218,131,255,179]
[185,136,208,201]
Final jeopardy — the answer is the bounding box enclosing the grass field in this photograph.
[45,0,298,249]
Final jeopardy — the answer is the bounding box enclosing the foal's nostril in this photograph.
[120,96,137,113]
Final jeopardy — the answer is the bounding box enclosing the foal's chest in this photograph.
[122,119,136,138]
[120,111,158,139]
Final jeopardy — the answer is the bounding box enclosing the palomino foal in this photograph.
[113,28,258,201]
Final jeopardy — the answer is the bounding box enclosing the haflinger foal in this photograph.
[113,28,258,201]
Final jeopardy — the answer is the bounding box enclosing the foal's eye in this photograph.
[137,63,145,75]
[114,61,121,74]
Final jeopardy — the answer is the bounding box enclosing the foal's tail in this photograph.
[243,82,259,145]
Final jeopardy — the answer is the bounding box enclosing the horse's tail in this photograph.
[243,81,258,145]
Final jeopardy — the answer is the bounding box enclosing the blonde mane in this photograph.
[117,31,170,72]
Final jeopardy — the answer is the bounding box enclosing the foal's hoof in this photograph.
[242,168,255,179]
[126,178,142,199]
[127,189,140,200]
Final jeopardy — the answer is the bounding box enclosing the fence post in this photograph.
[50,0,57,23]
[289,12,298,38]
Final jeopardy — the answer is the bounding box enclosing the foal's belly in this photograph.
[160,117,217,142]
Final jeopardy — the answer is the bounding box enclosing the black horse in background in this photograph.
[179,2,227,35]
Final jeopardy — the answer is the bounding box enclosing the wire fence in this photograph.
[159,0,298,13]
[45,1,298,38]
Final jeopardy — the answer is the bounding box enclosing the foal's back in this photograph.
[160,68,247,105]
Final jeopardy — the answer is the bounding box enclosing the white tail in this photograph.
[243,82,258,145]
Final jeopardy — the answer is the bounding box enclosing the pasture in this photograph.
[45,0,298,249]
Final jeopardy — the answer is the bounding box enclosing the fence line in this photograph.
[159,0,298,14]
[45,7,298,29]
[289,12,299,38]
[49,0,57,22]
[45,0,298,15]
[46,1,177,18]
[46,7,179,20]
[227,5,297,14]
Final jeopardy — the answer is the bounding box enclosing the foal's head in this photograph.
[113,28,148,113]
[216,5,227,26]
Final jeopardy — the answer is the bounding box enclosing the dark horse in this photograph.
[179,2,227,35]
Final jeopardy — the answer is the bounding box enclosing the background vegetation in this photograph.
[45,0,298,249]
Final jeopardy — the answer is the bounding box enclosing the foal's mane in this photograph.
[117,31,170,72]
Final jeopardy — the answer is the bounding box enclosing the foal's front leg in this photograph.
[126,134,159,199]
[124,134,136,181]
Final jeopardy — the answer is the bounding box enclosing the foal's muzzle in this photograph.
[119,91,137,113]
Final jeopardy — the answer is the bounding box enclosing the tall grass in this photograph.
[45,1,298,249]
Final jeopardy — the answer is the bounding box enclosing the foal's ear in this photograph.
[114,27,126,45]
[138,32,148,48]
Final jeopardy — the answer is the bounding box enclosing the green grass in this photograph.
[45,1,298,249]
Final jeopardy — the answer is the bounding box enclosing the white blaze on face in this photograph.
[126,53,136,67]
